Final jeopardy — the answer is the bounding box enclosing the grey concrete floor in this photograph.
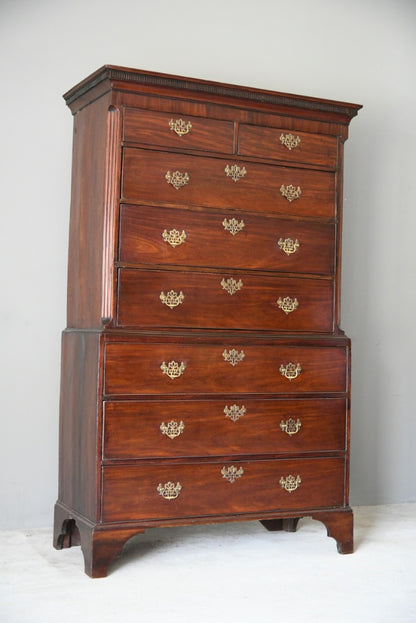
[1,504,415,622]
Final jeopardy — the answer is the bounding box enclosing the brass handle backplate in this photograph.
[160,360,186,379]
[280,133,301,150]
[280,418,302,436]
[277,296,299,315]
[223,217,245,235]
[160,420,185,439]
[225,164,247,182]
[157,481,182,499]
[279,474,301,493]
[162,228,187,247]
[165,170,190,189]
[169,118,192,137]
[224,404,246,422]
[160,290,185,309]
[221,277,243,295]
[223,349,245,366]
[279,362,302,380]
[278,237,299,255]
[221,465,244,483]
[280,184,302,202]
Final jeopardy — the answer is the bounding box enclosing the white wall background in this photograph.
[1,0,415,529]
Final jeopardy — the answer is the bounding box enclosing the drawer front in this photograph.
[239,124,338,169]
[102,457,345,522]
[103,398,347,459]
[119,204,336,275]
[104,342,347,396]
[117,268,334,332]
[121,149,335,218]
[123,108,234,154]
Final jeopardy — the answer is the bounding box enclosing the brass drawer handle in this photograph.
[221,465,244,483]
[169,118,192,137]
[280,133,301,150]
[157,481,182,499]
[278,237,299,255]
[160,360,186,379]
[221,277,243,295]
[224,404,246,422]
[279,474,301,493]
[223,348,245,366]
[165,170,190,189]
[279,362,302,380]
[280,184,302,202]
[223,217,245,235]
[225,164,247,182]
[160,290,185,309]
[162,228,187,247]
[280,418,302,436]
[160,420,185,439]
[277,296,299,315]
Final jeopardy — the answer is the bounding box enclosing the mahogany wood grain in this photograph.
[123,107,234,153]
[116,268,334,332]
[238,123,338,169]
[103,397,347,459]
[104,341,348,396]
[121,148,336,218]
[119,204,336,274]
[56,65,360,576]
[66,93,117,329]
[58,331,102,520]
[102,457,346,522]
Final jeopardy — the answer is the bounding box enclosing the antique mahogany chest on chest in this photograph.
[54,65,361,577]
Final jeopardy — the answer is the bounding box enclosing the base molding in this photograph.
[54,502,353,577]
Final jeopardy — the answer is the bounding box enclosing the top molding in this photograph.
[64,64,362,122]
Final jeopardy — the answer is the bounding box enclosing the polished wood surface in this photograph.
[55,65,360,576]
[122,148,336,218]
[102,457,346,522]
[116,268,334,331]
[123,107,235,153]
[238,123,338,168]
[119,204,336,274]
[104,340,348,395]
[103,397,347,459]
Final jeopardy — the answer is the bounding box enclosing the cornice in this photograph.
[64,65,362,120]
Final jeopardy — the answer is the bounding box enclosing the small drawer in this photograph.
[123,108,234,154]
[116,268,334,332]
[103,398,347,460]
[239,124,338,169]
[104,340,348,396]
[102,457,346,522]
[121,148,336,218]
[119,204,336,275]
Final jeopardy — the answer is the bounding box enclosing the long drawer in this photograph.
[102,457,346,522]
[116,268,334,332]
[103,398,347,459]
[119,204,336,274]
[121,148,336,218]
[104,342,348,396]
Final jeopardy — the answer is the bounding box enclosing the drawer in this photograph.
[103,398,347,459]
[123,108,234,154]
[238,124,338,169]
[104,341,348,396]
[119,204,336,275]
[117,268,334,332]
[121,148,336,218]
[102,457,346,522]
